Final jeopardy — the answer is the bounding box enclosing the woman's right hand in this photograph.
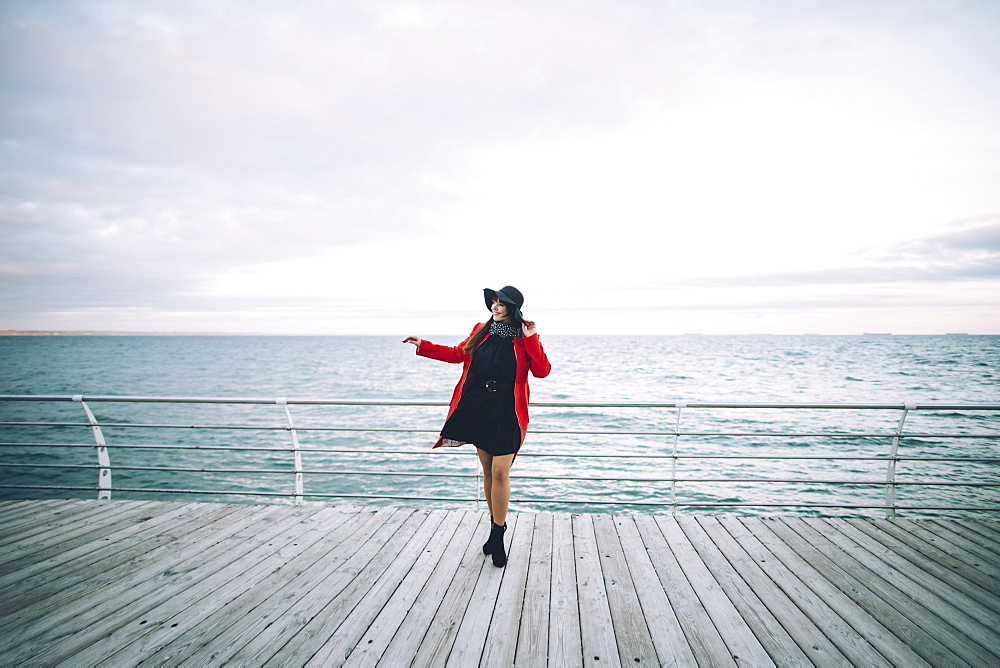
[402,336,421,347]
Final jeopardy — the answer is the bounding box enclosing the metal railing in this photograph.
[0,394,998,518]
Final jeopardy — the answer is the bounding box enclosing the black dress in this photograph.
[439,324,521,456]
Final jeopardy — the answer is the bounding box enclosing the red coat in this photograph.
[416,322,552,451]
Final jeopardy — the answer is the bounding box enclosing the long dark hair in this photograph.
[461,321,491,357]
[461,313,523,357]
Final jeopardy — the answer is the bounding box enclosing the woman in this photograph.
[403,286,551,567]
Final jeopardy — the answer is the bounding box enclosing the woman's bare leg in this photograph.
[488,454,514,526]
[476,450,514,525]
[477,449,495,519]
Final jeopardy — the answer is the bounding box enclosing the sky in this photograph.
[2,0,999,336]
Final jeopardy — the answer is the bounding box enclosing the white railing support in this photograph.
[671,402,686,516]
[277,399,304,505]
[73,395,111,500]
[885,403,915,518]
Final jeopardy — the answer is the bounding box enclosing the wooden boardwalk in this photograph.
[0,500,998,666]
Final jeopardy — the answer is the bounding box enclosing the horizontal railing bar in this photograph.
[0,422,297,431]
[3,423,998,440]
[3,395,1000,411]
[536,402,1000,410]
[299,471,1000,486]
[0,442,297,452]
[0,464,292,474]
[0,484,292,496]
[0,484,480,503]
[0,463,471,477]
[531,431,1000,438]
[3,442,999,462]
[2,463,996,487]
[0,396,452,406]
[3,484,998,513]
[516,498,1000,511]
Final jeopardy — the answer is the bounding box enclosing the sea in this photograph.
[1,334,997,518]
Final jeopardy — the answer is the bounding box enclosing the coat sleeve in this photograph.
[522,333,551,378]
[415,324,482,364]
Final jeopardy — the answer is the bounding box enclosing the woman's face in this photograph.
[491,299,511,323]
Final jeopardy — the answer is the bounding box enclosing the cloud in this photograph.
[2,1,999,333]
[890,215,1000,256]
[677,218,1000,288]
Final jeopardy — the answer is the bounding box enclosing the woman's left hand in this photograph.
[522,320,537,336]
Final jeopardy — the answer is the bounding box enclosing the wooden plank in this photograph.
[932,519,1000,556]
[342,510,472,668]
[592,514,659,665]
[845,518,1000,613]
[572,512,621,667]
[514,512,552,666]
[445,514,520,667]
[0,501,41,530]
[634,514,731,666]
[751,517,952,667]
[0,500,161,569]
[780,517,997,666]
[373,511,481,667]
[925,520,1000,562]
[407,513,493,667]
[304,510,450,666]
[892,518,1000,575]
[613,513,696,666]
[696,517,852,666]
[0,501,229,597]
[13,504,325,666]
[0,501,152,582]
[0,498,40,516]
[0,503,293,665]
[0,499,98,541]
[227,508,422,666]
[876,519,1000,597]
[92,507,364,665]
[548,511,582,667]
[0,500,191,586]
[677,517,807,666]
[0,498,94,525]
[0,501,213,590]
[697,516,855,666]
[0,501,242,634]
[483,513,535,666]
[655,515,775,667]
[484,513,536,665]
[150,506,404,667]
[822,518,1000,651]
[66,505,357,667]
[911,519,996,563]
[953,519,1000,545]
[0,500,56,525]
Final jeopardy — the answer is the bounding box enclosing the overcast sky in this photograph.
[2,0,998,335]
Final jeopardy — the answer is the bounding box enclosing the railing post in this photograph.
[73,395,111,500]
[278,399,304,505]
[672,402,685,516]
[885,403,914,519]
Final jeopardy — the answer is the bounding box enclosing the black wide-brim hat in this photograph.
[484,286,524,321]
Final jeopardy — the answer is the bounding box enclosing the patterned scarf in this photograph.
[489,319,522,338]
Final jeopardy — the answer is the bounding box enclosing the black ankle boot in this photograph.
[483,515,495,554]
[488,522,507,567]
[484,519,504,556]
